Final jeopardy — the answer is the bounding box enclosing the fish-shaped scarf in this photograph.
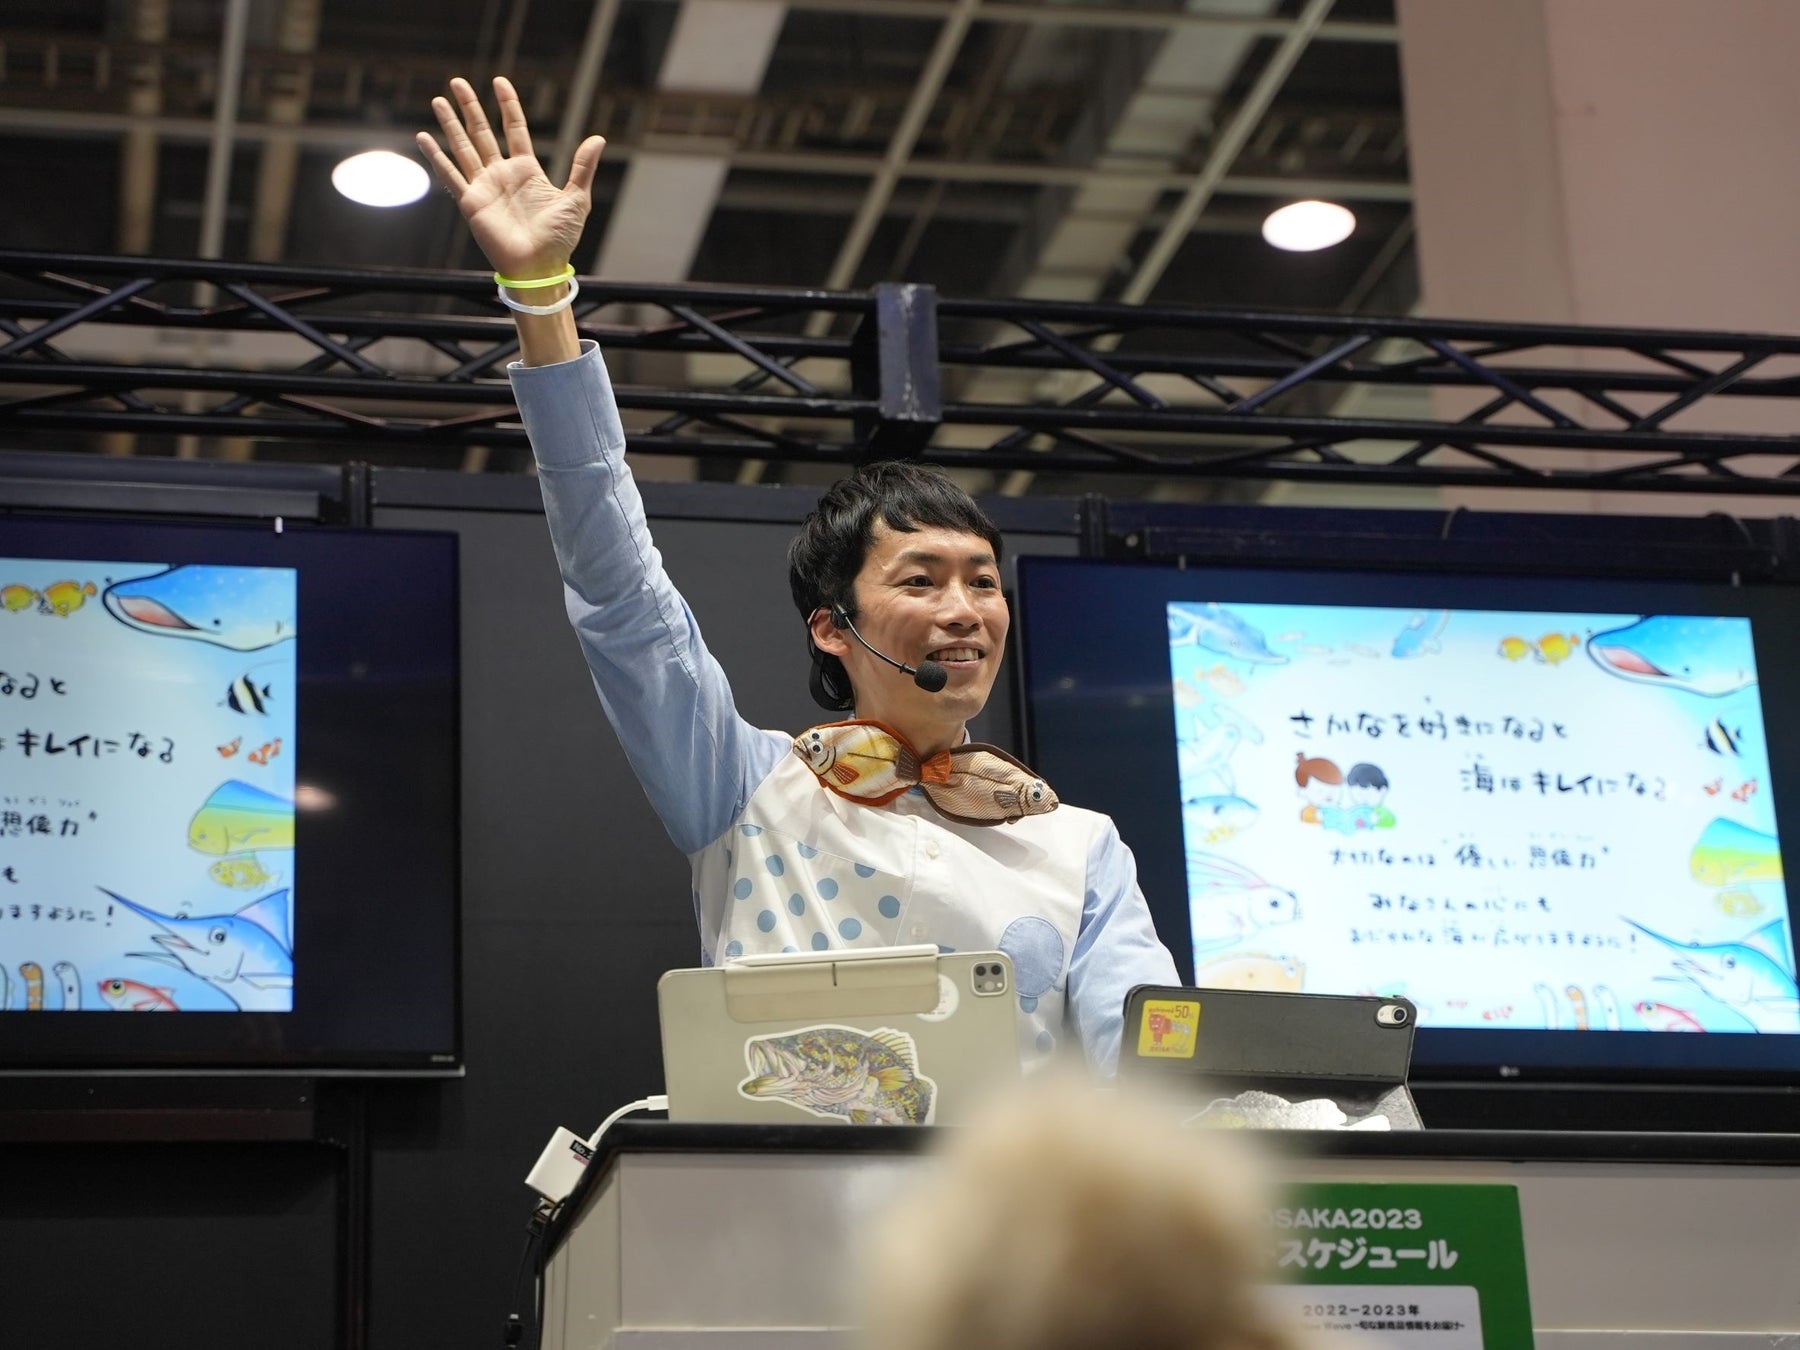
[794,720,1059,826]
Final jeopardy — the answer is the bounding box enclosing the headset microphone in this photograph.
[830,603,950,693]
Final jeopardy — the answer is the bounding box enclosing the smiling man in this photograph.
[420,76,1176,1071]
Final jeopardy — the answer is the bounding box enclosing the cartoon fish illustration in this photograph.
[188,780,295,855]
[1197,663,1247,697]
[104,565,297,651]
[209,854,274,890]
[1565,984,1590,1030]
[53,961,80,1010]
[1498,636,1531,661]
[97,978,179,1012]
[1480,1004,1514,1022]
[1624,917,1798,1012]
[1535,632,1579,665]
[19,961,43,1011]
[1182,795,1259,844]
[1716,889,1768,919]
[218,737,243,758]
[1391,610,1448,660]
[1195,953,1305,993]
[1533,982,1559,1028]
[1689,817,1782,886]
[107,887,294,993]
[1635,1000,1706,1032]
[247,737,283,766]
[1592,985,1622,1031]
[738,1025,936,1125]
[1186,852,1299,941]
[1586,615,1757,697]
[1,584,36,612]
[1702,777,1723,796]
[225,673,274,715]
[1704,719,1743,756]
[1167,603,1287,666]
[38,580,96,616]
[1731,778,1758,803]
[1346,643,1382,660]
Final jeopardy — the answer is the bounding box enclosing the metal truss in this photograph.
[3,250,1799,495]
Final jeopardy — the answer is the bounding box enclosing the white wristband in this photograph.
[496,276,579,316]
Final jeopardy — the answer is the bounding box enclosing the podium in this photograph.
[541,1122,1800,1350]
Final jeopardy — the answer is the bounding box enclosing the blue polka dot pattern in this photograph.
[765,854,785,876]
[724,940,743,959]
[739,824,763,836]
[877,895,901,919]
[1019,995,1038,1014]
[854,863,876,878]
[756,909,776,933]
[1036,1030,1055,1054]
[811,932,830,951]
[783,945,797,954]
[787,894,805,916]
[937,945,956,954]
[816,878,839,900]
[999,917,1066,997]
[838,917,863,940]
[732,877,753,900]
[796,842,819,859]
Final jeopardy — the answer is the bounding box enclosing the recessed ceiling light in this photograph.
[1262,200,1356,252]
[331,150,430,208]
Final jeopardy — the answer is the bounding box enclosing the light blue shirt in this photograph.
[510,342,1177,1072]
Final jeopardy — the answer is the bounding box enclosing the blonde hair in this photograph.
[857,1073,1309,1350]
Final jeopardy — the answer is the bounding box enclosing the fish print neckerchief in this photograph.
[794,720,1059,826]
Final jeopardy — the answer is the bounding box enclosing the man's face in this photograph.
[812,521,1009,755]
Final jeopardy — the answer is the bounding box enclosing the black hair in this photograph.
[788,462,1003,711]
[1346,762,1389,790]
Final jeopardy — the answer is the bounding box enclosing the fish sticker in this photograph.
[1,584,37,613]
[1194,953,1304,993]
[1586,615,1757,698]
[1167,603,1287,665]
[1689,817,1781,886]
[97,978,179,1012]
[1704,719,1743,756]
[1391,610,1448,660]
[107,887,294,997]
[38,580,96,616]
[247,737,283,766]
[104,565,296,651]
[188,780,295,855]
[209,854,275,891]
[225,673,274,715]
[737,1025,936,1125]
[1186,852,1300,941]
[1624,916,1798,1015]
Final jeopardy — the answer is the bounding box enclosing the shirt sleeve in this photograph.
[1067,817,1181,1074]
[509,341,788,855]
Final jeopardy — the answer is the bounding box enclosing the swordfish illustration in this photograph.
[103,565,297,651]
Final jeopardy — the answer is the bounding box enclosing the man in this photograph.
[419,77,1175,1071]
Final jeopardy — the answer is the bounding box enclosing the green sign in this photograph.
[1264,1183,1534,1349]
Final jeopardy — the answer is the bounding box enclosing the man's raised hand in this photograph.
[415,76,605,281]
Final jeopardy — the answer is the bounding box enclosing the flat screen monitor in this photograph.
[1016,556,1800,1084]
[0,514,460,1074]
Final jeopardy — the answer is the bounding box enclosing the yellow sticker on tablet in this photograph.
[1137,998,1199,1059]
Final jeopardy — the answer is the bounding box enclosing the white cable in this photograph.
[587,1094,668,1150]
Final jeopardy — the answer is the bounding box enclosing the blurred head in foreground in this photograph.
[857,1073,1308,1350]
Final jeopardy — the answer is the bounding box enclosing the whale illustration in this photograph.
[104,565,297,651]
[1586,615,1756,698]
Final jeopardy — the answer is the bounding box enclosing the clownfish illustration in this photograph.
[246,738,282,766]
[218,737,242,758]
[1732,778,1759,803]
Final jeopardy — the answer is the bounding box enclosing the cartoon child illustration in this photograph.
[1295,754,1343,826]
[1346,762,1396,831]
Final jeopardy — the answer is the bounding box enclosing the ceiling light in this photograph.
[331,150,429,208]
[1262,200,1356,252]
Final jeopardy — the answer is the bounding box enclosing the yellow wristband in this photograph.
[493,264,576,290]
